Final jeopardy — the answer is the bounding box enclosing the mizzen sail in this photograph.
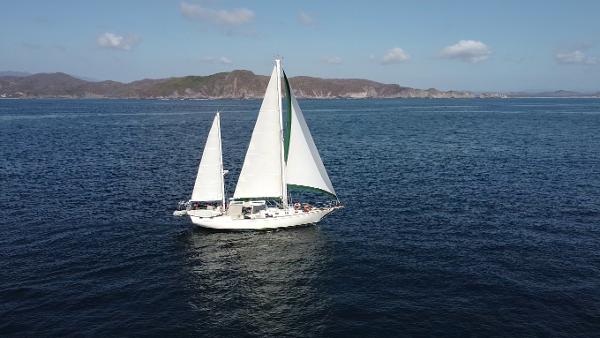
[191,112,225,202]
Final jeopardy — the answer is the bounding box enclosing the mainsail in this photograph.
[191,113,225,203]
[283,73,336,197]
[233,66,285,200]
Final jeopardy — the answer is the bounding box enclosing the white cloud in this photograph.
[381,47,410,64]
[298,11,315,26]
[201,56,233,64]
[555,50,598,65]
[180,2,254,26]
[97,32,139,50]
[440,40,491,63]
[322,56,342,64]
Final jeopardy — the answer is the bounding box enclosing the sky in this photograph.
[1,0,600,92]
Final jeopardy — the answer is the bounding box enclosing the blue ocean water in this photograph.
[1,98,600,337]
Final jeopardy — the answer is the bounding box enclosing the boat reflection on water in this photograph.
[182,226,331,336]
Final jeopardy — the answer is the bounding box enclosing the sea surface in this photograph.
[1,98,600,337]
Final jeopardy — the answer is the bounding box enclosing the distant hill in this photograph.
[1,70,596,99]
[0,70,494,99]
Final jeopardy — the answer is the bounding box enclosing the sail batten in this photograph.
[191,113,224,202]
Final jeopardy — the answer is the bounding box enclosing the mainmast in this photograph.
[275,59,288,207]
[216,112,226,209]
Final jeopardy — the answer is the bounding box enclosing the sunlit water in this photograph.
[1,98,600,336]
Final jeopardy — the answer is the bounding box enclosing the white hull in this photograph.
[190,207,339,230]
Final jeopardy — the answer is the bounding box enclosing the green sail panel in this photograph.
[287,184,337,198]
[283,71,292,163]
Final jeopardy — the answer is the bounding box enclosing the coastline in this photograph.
[2,96,600,100]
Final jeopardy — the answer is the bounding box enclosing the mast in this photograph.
[275,59,288,207]
[217,112,226,208]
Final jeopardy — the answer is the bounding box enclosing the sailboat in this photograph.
[178,59,342,230]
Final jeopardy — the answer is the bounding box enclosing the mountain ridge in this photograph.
[0,71,497,99]
[1,71,597,99]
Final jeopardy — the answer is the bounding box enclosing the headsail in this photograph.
[191,113,225,202]
[233,66,285,200]
[283,73,337,197]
